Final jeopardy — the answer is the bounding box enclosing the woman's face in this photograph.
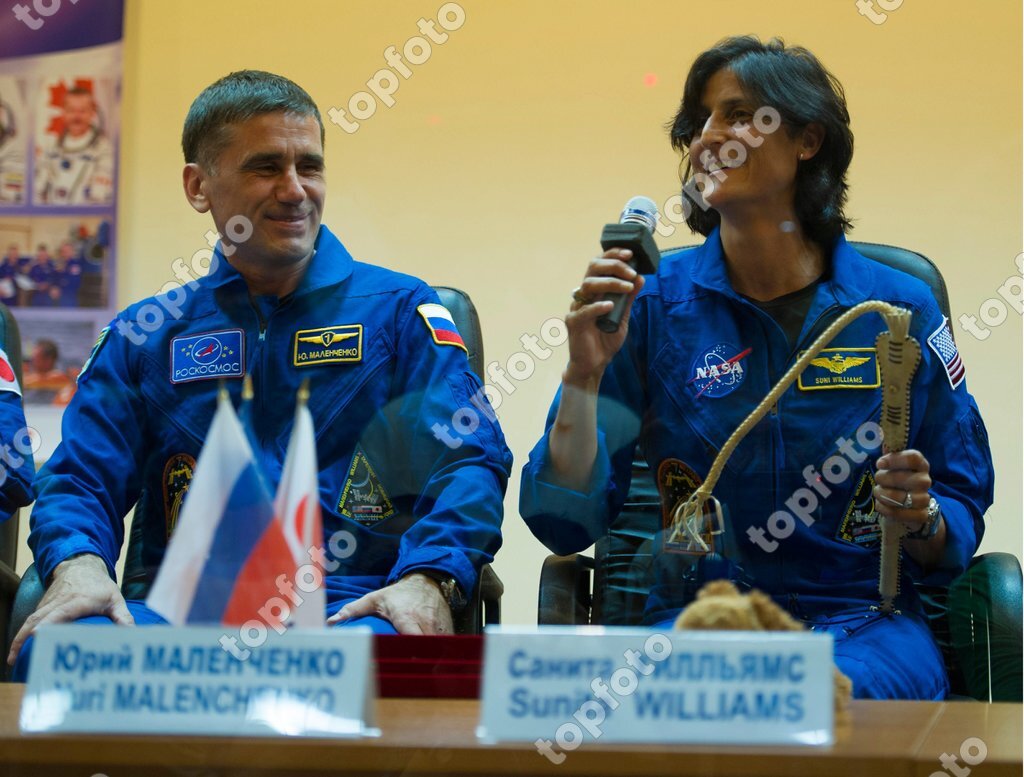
[687,68,812,220]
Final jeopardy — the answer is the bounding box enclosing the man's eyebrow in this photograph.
[298,152,325,167]
[239,151,284,168]
[239,151,325,168]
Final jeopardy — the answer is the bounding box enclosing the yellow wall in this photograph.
[106,0,1023,624]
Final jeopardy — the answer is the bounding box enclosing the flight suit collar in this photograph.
[203,224,355,297]
[681,227,876,307]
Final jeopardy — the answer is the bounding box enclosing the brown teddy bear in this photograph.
[674,580,853,719]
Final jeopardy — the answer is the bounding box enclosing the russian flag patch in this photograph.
[417,303,467,353]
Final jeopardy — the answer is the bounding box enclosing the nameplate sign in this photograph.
[21,625,378,737]
[478,627,833,754]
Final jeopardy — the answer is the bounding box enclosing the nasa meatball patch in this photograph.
[170,329,244,384]
[688,343,751,398]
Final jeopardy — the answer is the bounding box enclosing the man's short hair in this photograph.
[65,86,94,102]
[35,339,58,362]
[182,70,325,171]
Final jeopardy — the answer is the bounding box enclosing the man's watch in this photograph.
[417,570,467,613]
[905,497,942,541]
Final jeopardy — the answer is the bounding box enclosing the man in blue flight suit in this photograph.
[0,346,34,517]
[28,245,55,307]
[9,70,511,679]
[0,245,19,307]
[51,241,84,307]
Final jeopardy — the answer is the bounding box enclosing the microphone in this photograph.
[596,196,660,333]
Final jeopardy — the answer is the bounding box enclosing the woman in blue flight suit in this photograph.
[520,36,993,700]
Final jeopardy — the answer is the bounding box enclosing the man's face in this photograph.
[194,112,325,272]
[31,345,55,373]
[63,94,96,138]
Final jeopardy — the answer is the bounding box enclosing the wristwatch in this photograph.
[417,569,467,613]
[905,497,942,541]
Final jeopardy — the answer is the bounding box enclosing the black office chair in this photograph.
[536,243,1023,702]
[6,286,504,671]
[0,302,27,666]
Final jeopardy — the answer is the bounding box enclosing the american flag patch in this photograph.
[927,316,965,390]
[417,303,467,353]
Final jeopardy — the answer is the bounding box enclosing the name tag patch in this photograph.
[798,348,879,391]
[293,325,362,367]
[170,330,244,384]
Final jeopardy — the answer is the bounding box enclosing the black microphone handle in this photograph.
[595,223,660,333]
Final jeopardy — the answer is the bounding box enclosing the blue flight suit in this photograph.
[521,229,993,699]
[54,257,84,307]
[29,259,55,307]
[0,369,35,518]
[0,259,18,307]
[17,226,511,678]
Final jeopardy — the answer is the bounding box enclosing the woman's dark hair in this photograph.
[668,36,853,245]
[182,70,324,171]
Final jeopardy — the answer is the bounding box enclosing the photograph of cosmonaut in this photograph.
[0,77,28,205]
[33,77,116,206]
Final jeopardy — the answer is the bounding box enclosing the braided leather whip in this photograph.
[667,301,920,613]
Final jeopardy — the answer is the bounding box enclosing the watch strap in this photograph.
[416,569,467,612]
[905,497,941,540]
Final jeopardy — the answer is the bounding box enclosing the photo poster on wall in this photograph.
[0,0,123,410]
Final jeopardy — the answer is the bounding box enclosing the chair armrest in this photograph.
[1,561,21,682]
[6,563,44,666]
[478,564,503,628]
[452,563,502,635]
[538,554,593,625]
[0,561,18,599]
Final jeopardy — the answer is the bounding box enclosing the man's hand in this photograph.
[326,573,454,635]
[7,554,133,666]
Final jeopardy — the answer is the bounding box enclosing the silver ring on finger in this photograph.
[901,490,914,509]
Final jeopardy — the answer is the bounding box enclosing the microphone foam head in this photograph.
[619,195,659,233]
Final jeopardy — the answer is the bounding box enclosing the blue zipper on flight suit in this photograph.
[249,299,269,454]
